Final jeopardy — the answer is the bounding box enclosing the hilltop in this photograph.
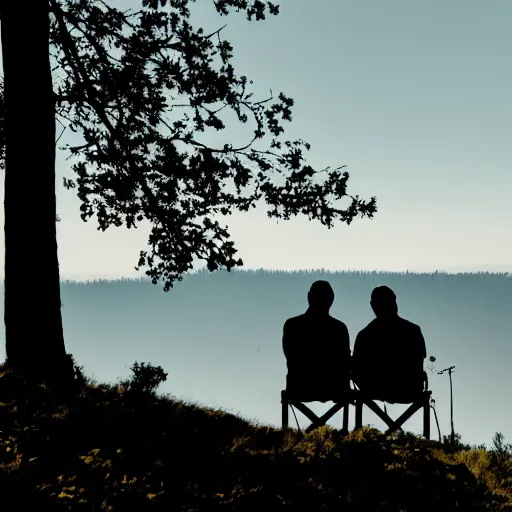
[0,362,511,511]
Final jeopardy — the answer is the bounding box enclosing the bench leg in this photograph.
[355,398,363,429]
[306,401,346,433]
[384,401,423,435]
[423,397,430,440]
[281,391,288,429]
[342,400,349,435]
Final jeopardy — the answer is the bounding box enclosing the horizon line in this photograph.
[7,267,508,284]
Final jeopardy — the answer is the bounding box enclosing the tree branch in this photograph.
[50,0,169,230]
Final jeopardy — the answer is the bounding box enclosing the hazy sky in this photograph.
[2,0,511,280]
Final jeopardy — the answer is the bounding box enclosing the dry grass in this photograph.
[0,362,510,511]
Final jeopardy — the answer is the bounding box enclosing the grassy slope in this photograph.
[0,365,511,511]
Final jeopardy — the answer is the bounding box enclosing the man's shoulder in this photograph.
[284,314,306,327]
[397,316,422,332]
[357,318,378,336]
[284,314,348,331]
[328,315,349,331]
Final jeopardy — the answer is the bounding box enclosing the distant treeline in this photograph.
[58,268,512,287]
[50,269,512,338]
[56,269,512,310]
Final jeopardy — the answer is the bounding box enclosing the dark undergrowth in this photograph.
[0,361,511,511]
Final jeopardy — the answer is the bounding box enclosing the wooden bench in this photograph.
[281,389,351,434]
[353,373,431,439]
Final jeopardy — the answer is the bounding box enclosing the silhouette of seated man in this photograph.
[282,281,350,402]
[352,286,427,404]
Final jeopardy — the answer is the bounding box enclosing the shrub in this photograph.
[121,361,168,397]
[67,353,87,388]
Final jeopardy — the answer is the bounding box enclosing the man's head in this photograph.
[307,280,335,312]
[371,286,398,317]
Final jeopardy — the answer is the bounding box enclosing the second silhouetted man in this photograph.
[352,286,427,403]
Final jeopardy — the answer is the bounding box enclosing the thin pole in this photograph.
[449,368,454,444]
[438,365,456,445]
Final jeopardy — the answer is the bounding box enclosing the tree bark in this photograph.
[1,4,67,379]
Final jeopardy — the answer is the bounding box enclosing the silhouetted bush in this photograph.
[68,352,87,388]
[120,361,168,399]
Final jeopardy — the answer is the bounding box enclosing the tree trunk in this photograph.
[1,4,68,381]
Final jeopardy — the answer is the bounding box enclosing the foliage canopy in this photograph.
[44,0,376,290]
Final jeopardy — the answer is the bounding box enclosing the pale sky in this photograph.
[2,0,512,280]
